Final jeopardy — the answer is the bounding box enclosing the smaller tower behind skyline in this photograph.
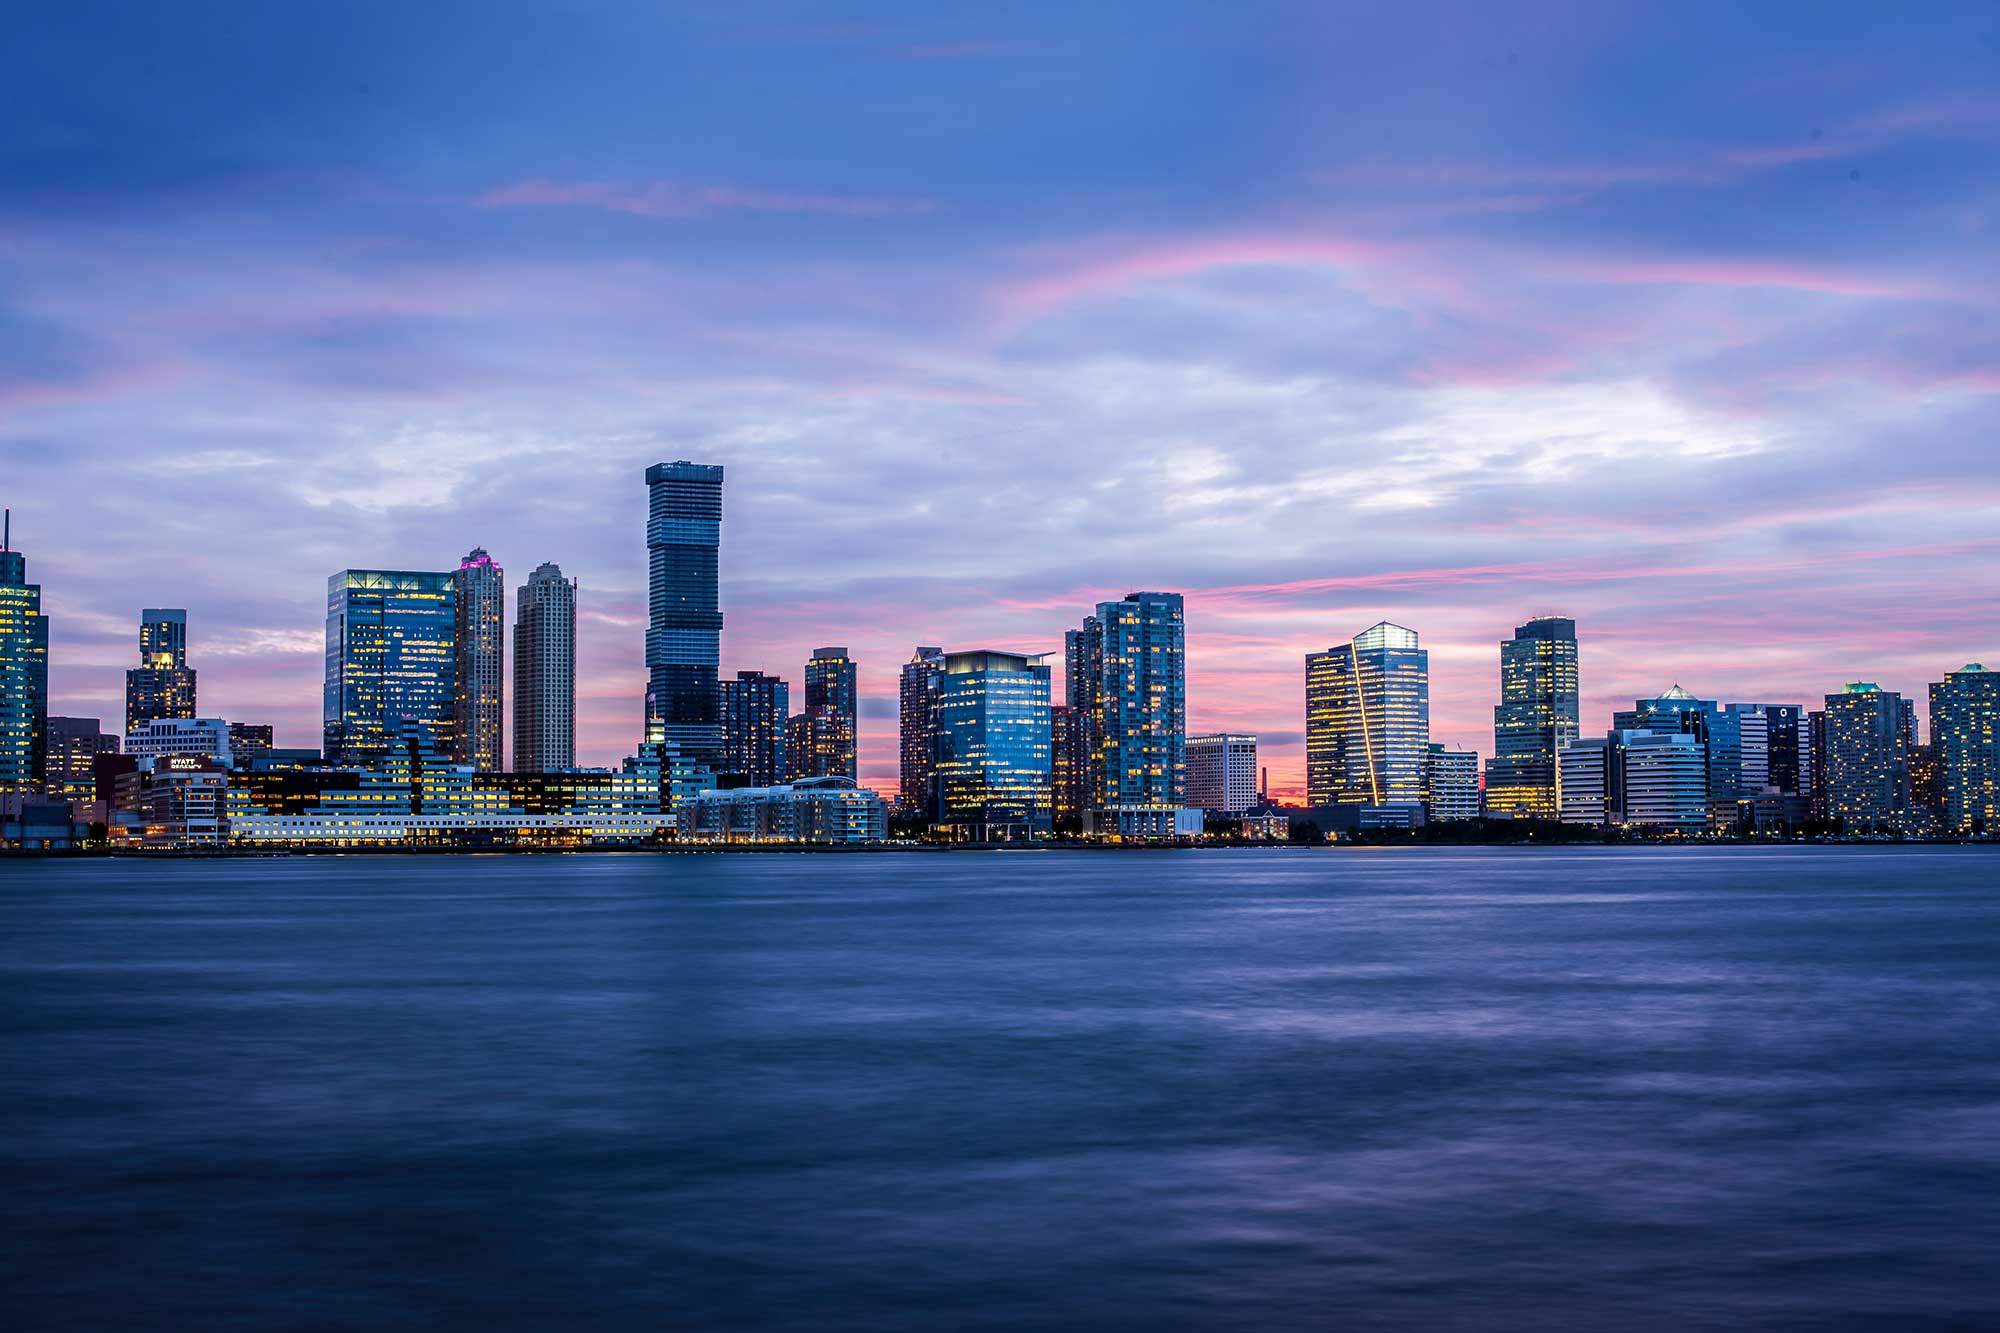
[721,670,790,787]
[125,608,198,734]
[790,646,857,781]
[513,562,578,774]
[898,647,945,816]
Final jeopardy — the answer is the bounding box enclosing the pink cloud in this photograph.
[477,178,936,221]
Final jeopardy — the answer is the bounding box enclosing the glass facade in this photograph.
[513,562,577,774]
[645,461,724,765]
[1613,685,1742,829]
[452,548,505,770]
[323,570,457,765]
[1305,622,1429,808]
[898,647,944,815]
[1085,592,1186,809]
[1822,683,1914,832]
[798,646,858,780]
[125,608,198,734]
[721,670,790,787]
[1483,615,1578,819]
[0,532,48,797]
[1930,664,1998,833]
[931,650,1052,838]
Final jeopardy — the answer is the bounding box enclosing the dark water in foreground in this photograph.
[4,849,2000,1330]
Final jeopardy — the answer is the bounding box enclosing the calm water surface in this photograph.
[4,848,1999,1330]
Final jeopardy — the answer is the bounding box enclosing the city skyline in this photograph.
[4,6,1997,802]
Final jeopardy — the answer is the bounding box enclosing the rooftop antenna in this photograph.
[3,508,9,551]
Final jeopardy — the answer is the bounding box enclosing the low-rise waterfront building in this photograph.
[677,776,887,844]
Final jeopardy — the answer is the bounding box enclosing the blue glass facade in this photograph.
[1484,615,1578,818]
[645,461,724,765]
[323,570,457,765]
[1306,622,1430,808]
[1083,592,1186,809]
[721,670,789,787]
[931,650,1052,838]
[1613,685,1742,827]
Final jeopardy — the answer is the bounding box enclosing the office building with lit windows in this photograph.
[323,569,457,765]
[1931,663,1998,834]
[452,548,505,770]
[125,608,197,734]
[796,646,858,781]
[1425,744,1480,821]
[721,670,790,788]
[0,517,48,798]
[644,460,725,766]
[1050,703,1091,828]
[1822,683,1914,832]
[1306,622,1430,810]
[46,717,118,802]
[1613,685,1743,829]
[513,562,577,774]
[1075,592,1188,832]
[930,650,1052,840]
[1186,733,1257,814]
[227,723,273,768]
[1483,616,1578,819]
[898,647,945,816]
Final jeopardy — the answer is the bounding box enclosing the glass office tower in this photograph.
[1082,592,1186,810]
[1930,663,1998,834]
[125,608,198,733]
[0,514,48,797]
[452,548,505,770]
[1483,615,1578,819]
[1305,621,1430,808]
[930,650,1052,839]
[323,570,457,765]
[1614,685,1743,829]
[644,461,724,766]
[721,670,790,787]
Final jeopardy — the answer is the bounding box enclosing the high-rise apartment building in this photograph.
[1050,703,1091,829]
[797,647,858,780]
[513,562,578,774]
[1483,615,1579,819]
[721,670,790,787]
[1822,683,1913,832]
[1063,618,1105,807]
[46,717,118,801]
[452,548,505,770]
[644,461,724,766]
[125,608,197,733]
[898,647,945,816]
[0,513,49,797]
[1186,733,1257,814]
[1306,622,1429,809]
[930,650,1051,840]
[1078,592,1186,815]
[1931,663,1998,834]
[323,570,456,764]
[1424,744,1480,821]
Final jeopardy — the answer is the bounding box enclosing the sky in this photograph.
[3,1,1997,800]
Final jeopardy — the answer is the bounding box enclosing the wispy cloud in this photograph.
[476,178,937,221]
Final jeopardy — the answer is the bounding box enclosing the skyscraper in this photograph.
[1186,733,1258,814]
[1931,663,1998,834]
[513,562,578,774]
[323,570,456,765]
[1425,744,1480,821]
[1064,617,1105,807]
[1613,685,1743,829]
[644,461,724,766]
[1306,622,1430,809]
[930,650,1052,840]
[125,608,198,733]
[898,647,945,816]
[721,670,790,787]
[0,512,49,797]
[1822,683,1913,832]
[452,548,505,770]
[1083,592,1186,813]
[1728,703,1805,795]
[793,647,858,781]
[1050,703,1091,829]
[1483,615,1578,819]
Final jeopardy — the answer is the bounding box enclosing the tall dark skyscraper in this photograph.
[1930,663,1998,834]
[513,562,578,774]
[1050,703,1090,829]
[721,669,789,787]
[791,647,858,780]
[1483,615,1579,819]
[125,608,198,733]
[898,647,945,815]
[323,570,456,764]
[1076,593,1186,813]
[644,461,724,766]
[0,512,49,797]
[452,548,505,771]
[1063,617,1105,808]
